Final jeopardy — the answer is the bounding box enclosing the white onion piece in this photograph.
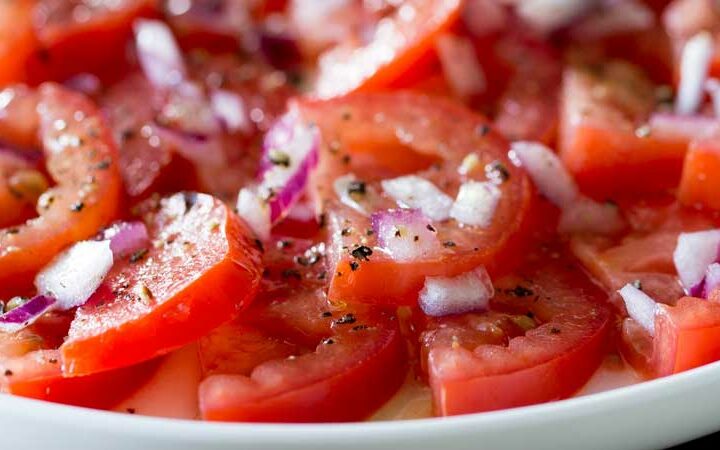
[463,0,508,37]
[510,141,578,208]
[0,295,57,333]
[673,229,720,296]
[449,181,501,227]
[35,240,114,311]
[704,262,720,298]
[236,188,271,241]
[558,197,624,235]
[333,173,380,215]
[371,209,442,262]
[436,34,486,99]
[676,31,714,115]
[618,284,659,336]
[649,112,718,140]
[571,0,654,40]
[516,0,597,34]
[133,19,187,88]
[100,221,150,259]
[289,0,354,52]
[210,89,251,134]
[419,267,494,317]
[706,78,720,118]
[381,175,453,221]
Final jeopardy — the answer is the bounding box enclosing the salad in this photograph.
[2,0,720,423]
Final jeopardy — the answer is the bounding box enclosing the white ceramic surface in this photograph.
[3,359,720,450]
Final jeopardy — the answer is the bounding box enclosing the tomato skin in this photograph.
[678,135,720,210]
[423,254,612,416]
[0,0,36,86]
[60,192,263,376]
[299,92,533,306]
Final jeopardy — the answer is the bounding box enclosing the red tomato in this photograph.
[559,61,690,198]
[0,152,43,228]
[314,0,462,98]
[0,84,122,296]
[0,0,36,86]
[620,296,720,378]
[60,192,263,376]
[678,133,720,210]
[299,92,533,306]
[198,239,406,422]
[421,250,612,416]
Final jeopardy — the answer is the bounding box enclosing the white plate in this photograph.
[3,359,720,450]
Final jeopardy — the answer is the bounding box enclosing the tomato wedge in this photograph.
[0,84,122,295]
[299,92,533,305]
[199,239,406,422]
[679,133,720,210]
[0,0,36,86]
[60,192,263,376]
[422,250,612,416]
[314,0,462,98]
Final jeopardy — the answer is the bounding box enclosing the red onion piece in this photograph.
[63,73,102,97]
[0,295,57,333]
[134,19,187,88]
[676,31,714,115]
[462,0,508,37]
[371,209,441,261]
[673,229,720,296]
[510,141,578,208]
[419,266,494,317]
[381,175,453,221]
[648,112,719,141]
[210,89,251,134]
[100,221,150,259]
[703,262,720,298]
[152,124,226,167]
[618,284,658,336]
[35,240,114,311]
[706,78,720,117]
[436,33,486,99]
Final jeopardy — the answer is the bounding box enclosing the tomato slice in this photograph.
[198,239,406,422]
[559,60,690,198]
[0,84,122,295]
[60,192,263,376]
[299,92,533,305]
[678,133,720,210]
[422,250,612,416]
[620,296,720,378]
[314,0,462,98]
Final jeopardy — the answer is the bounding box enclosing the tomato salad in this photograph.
[2,0,720,422]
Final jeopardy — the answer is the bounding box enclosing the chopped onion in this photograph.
[152,125,226,167]
[510,141,578,208]
[419,267,494,317]
[100,221,150,259]
[571,0,654,40]
[133,19,186,88]
[236,187,272,240]
[673,229,720,296]
[210,89,251,134]
[618,284,658,335]
[0,295,57,333]
[333,173,380,215]
[704,262,720,298]
[676,31,714,115]
[35,240,114,311]
[63,73,102,97]
[381,175,453,221]
[649,112,718,141]
[462,0,508,37]
[371,209,441,261]
[436,33,486,99]
[558,197,624,235]
[449,181,501,227]
[515,0,597,34]
[706,78,720,117]
[289,0,354,52]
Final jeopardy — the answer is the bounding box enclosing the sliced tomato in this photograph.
[0,152,43,228]
[678,133,720,210]
[0,84,122,296]
[0,0,36,86]
[314,0,462,98]
[299,92,533,305]
[559,60,690,198]
[60,192,263,376]
[620,296,720,378]
[421,250,612,416]
[198,238,406,422]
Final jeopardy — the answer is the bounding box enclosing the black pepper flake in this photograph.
[550,327,561,334]
[295,252,321,266]
[322,338,335,345]
[126,408,136,414]
[341,154,351,164]
[366,228,374,236]
[318,213,327,229]
[254,239,265,253]
[351,245,373,261]
[268,149,291,167]
[508,286,534,297]
[351,324,369,331]
[394,229,402,238]
[426,224,436,232]
[129,248,149,263]
[182,192,198,211]
[321,311,333,318]
[334,313,356,325]
[341,111,352,121]
[277,239,293,249]
[525,311,535,319]
[95,159,111,170]
[413,235,419,242]
[485,160,510,183]
[336,271,343,277]
[6,227,19,235]
[349,261,360,271]
[70,201,85,212]
[3,370,12,376]
[631,279,643,290]
[317,270,327,280]
[476,124,490,136]
[341,228,352,237]
[443,240,456,248]
[121,129,135,142]
[48,358,58,364]
[282,268,302,280]
[347,180,366,196]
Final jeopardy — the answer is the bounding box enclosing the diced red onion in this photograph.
[257,109,320,223]
[210,89,251,134]
[99,221,150,259]
[703,262,720,298]
[673,229,720,296]
[35,240,114,311]
[63,73,102,97]
[510,141,578,208]
[436,34,486,99]
[676,31,714,115]
[515,0,598,34]
[558,197,624,235]
[449,181,501,227]
[0,295,57,333]
[333,173,380,215]
[648,112,718,141]
[152,125,226,167]
[134,19,187,88]
[419,267,494,317]
[371,209,441,261]
[618,284,658,336]
[570,0,654,40]
[165,0,252,39]
[236,187,272,240]
[381,175,453,221]
[706,78,720,118]
[462,0,508,37]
